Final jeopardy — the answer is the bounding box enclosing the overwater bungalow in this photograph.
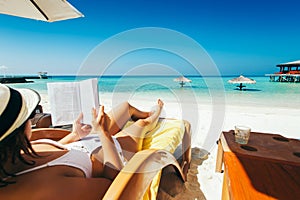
[266,60,300,82]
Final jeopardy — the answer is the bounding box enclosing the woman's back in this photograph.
[0,144,112,200]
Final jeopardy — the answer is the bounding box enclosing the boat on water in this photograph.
[38,71,48,79]
[266,60,300,82]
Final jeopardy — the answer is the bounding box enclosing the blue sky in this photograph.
[0,0,300,76]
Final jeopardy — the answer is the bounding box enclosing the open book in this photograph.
[47,78,100,126]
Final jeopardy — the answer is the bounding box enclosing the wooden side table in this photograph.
[216,130,300,200]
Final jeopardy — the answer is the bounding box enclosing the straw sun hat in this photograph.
[0,84,40,142]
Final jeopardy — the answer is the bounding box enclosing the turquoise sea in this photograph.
[6,75,300,109]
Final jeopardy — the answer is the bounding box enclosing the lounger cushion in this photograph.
[123,118,185,153]
[123,118,185,200]
[142,119,185,153]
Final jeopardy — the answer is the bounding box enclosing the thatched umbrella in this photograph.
[228,75,256,90]
[174,76,192,87]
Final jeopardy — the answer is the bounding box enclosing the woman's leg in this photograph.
[115,99,164,159]
[91,100,163,176]
[107,102,150,135]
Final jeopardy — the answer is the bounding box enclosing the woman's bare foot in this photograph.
[143,99,164,127]
[157,99,164,109]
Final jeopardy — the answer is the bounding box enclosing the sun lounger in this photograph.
[30,108,191,199]
[103,149,185,199]
[31,120,191,199]
[32,114,191,173]
[30,105,52,129]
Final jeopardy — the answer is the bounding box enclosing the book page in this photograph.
[47,82,81,126]
[79,78,100,125]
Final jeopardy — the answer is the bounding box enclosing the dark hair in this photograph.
[0,120,38,187]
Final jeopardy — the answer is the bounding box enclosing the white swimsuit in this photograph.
[19,135,126,178]
[16,149,93,178]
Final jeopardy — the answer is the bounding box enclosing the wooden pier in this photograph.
[0,77,33,84]
[0,72,48,84]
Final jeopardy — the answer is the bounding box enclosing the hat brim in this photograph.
[18,88,41,123]
[0,88,40,141]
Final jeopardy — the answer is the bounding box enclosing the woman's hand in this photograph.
[59,113,92,144]
[72,113,92,140]
[91,106,110,135]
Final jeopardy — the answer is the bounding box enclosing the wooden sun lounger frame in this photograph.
[30,119,191,199]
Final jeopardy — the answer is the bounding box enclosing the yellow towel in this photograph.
[124,119,185,199]
[142,119,185,152]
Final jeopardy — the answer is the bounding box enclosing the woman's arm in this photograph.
[57,132,80,144]
[91,106,124,180]
[58,113,92,144]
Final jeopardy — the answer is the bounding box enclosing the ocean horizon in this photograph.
[5,75,300,109]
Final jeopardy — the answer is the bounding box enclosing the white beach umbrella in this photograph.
[0,65,8,77]
[228,75,256,90]
[174,76,192,87]
[0,0,83,22]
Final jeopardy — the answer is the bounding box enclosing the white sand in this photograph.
[39,93,300,200]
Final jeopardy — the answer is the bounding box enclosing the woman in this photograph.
[0,84,163,199]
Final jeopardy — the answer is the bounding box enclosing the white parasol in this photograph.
[174,76,192,87]
[0,65,8,77]
[0,0,83,22]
